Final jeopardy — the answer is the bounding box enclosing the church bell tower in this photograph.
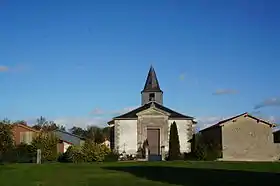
[141,66,163,105]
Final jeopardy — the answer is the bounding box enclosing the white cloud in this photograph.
[0,64,31,73]
[0,65,8,72]
[196,116,226,131]
[254,97,280,109]
[213,89,238,95]
[90,108,104,115]
[53,116,108,129]
[112,106,138,115]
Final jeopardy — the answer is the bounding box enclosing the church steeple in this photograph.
[141,66,163,105]
[142,65,162,92]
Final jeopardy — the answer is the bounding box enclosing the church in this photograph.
[108,66,196,160]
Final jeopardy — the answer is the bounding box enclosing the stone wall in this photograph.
[222,116,280,161]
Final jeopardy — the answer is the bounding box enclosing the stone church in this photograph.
[108,66,196,159]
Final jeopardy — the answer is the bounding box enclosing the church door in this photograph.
[147,128,160,155]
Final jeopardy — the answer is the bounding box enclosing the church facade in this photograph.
[108,66,196,159]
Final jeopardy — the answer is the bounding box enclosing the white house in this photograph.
[108,66,196,160]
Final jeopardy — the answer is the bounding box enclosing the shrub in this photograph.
[104,151,119,162]
[191,133,222,161]
[14,143,36,163]
[0,143,36,163]
[0,123,14,159]
[31,132,59,162]
[66,145,86,163]
[168,121,181,160]
[63,141,112,163]
[82,141,111,162]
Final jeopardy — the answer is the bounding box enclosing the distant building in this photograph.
[11,124,85,153]
[108,66,196,160]
[199,112,280,161]
[12,123,39,145]
[102,138,110,148]
[53,130,85,153]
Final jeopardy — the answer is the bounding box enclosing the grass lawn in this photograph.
[0,161,280,186]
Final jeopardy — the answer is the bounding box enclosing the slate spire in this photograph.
[142,65,162,92]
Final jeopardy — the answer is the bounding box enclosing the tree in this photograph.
[86,126,104,143]
[69,125,109,144]
[33,116,65,131]
[13,120,27,125]
[31,131,59,162]
[0,121,14,156]
[168,121,180,160]
[69,126,86,137]
[102,127,111,140]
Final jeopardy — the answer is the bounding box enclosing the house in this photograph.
[199,112,280,161]
[54,130,85,153]
[108,66,196,160]
[12,123,39,145]
[102,138,110,148]
[12,124,85,153]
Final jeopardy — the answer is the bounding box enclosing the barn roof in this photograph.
[199,112,276,132]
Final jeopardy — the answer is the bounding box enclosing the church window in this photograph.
[149,93,155,101]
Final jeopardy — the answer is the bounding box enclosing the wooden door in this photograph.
[147,128,160,155]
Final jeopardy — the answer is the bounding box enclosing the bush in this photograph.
[14,143,36,163]
[0,143,36,163]
[191,133,222,161]
[82,141,111,162]
[0,123,14,159]
[104,151,119,162]
[66,145,86,163]
[31,132,59,162]
[63,141,112,163]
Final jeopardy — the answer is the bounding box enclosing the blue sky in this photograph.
[1,0,280,129]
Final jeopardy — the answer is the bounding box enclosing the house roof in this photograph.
[141,65,162,93]
[109,101,193,123]
[12,123,39,133]
[199,112,276,132]
[54,129,86,140]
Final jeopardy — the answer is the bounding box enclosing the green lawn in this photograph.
[0,161,280,186]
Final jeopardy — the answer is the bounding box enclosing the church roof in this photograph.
[112,102,194,120]
[142,66,162,92]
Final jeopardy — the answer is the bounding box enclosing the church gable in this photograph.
[136,105,170,117]
[112,102,193,120]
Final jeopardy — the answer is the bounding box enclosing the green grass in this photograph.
[0,161,280,186]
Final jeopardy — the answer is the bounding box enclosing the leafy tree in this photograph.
[102,127,111,140]
[69,125,110,144]
[168,121,181,160]
[33,116,65,131]
[31,131,59,162]
[0,121,14,156]
[69,126,86,137]
[1,118,11,125]
[13,120,27,125]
